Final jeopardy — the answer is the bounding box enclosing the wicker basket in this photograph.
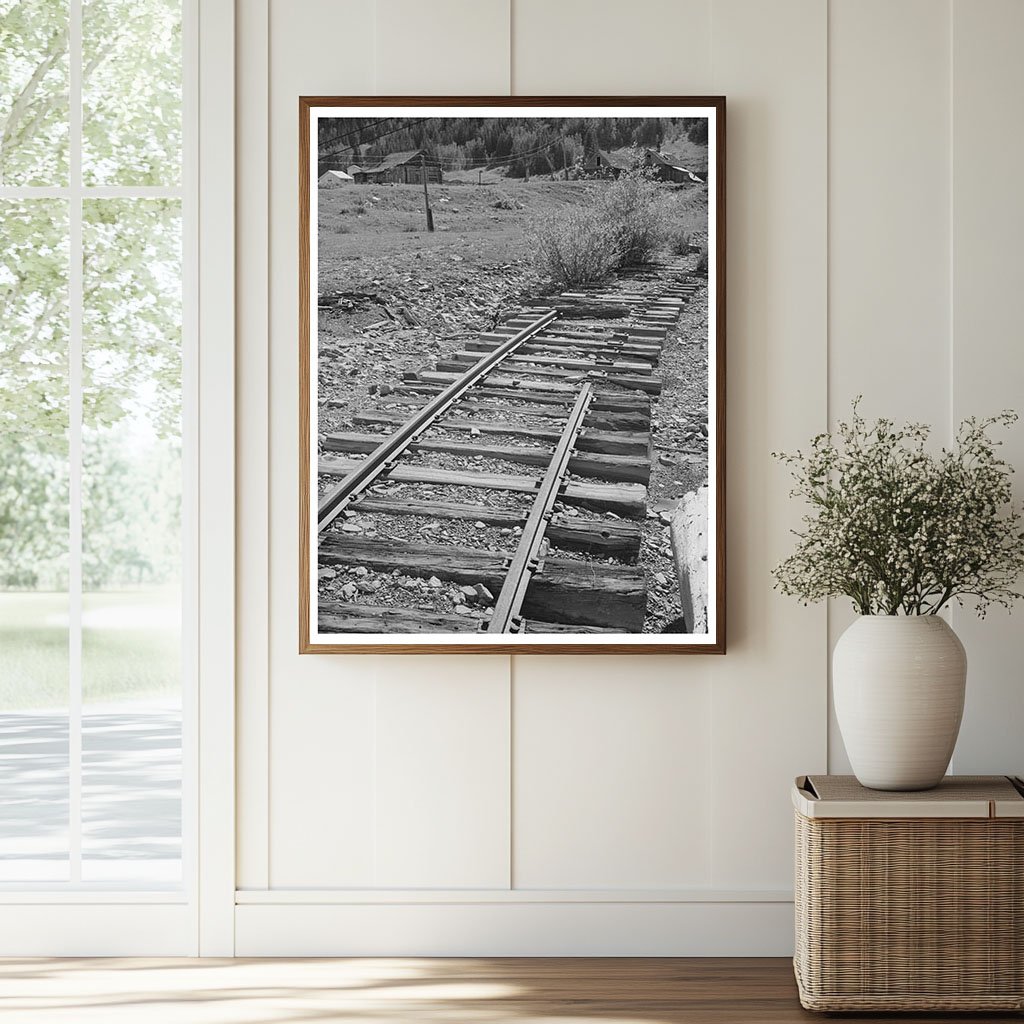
[793,775,1024,1012]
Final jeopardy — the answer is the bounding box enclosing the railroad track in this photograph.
[317,262,700,635]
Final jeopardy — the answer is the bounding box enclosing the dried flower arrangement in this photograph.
[773,402,1024,616]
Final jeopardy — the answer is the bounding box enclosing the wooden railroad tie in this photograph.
[350,409,651,457]
[392,379,651,413]
[348,495,642,559]
[319,603,622,635]
[429,362,662,394]
[500,319,668,342]
[468,336,662,361]
[318,458,647,518]
[323,433,650,485]
[319,537,647,632]
[447,350,655,375]
[367,395,650,432]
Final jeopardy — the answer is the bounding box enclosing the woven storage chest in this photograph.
[793,775,1024,1012]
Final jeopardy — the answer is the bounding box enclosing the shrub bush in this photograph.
[663,224,694,256]
[694,244,709,275]
[660,193,707,254]
[596,172,661,266]
[526,170,706,285]
[526,207,619,288]
[492,192,522,211]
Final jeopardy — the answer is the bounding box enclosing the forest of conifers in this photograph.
[319,116,709,176]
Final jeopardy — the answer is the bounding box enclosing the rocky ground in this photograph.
[640,269,710,631]
[315,180,710,634]
[317,243,542,440]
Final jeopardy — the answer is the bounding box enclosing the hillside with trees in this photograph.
[319,116,709,178]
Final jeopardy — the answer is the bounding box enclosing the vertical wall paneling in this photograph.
[513,658,713,889]
[511,0,712,95]
[266,0,378,888]
[375,0,511,95]
[707,0,828,889]
[950,0,1024,777]
[828,0,951,422]
[827,0,952,772]
[374,660,512,888]
[235,0,270,892]
[270,666,379,887]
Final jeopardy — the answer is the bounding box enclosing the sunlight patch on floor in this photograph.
[0,958,675,1024]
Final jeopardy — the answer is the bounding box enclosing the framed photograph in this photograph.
[300,96,725,654]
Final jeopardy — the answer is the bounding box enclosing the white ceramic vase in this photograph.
[833,615,967,791]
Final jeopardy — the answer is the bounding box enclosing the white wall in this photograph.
[233,0,1024,955]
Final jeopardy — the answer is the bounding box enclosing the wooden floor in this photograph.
[0,957,1019,1023]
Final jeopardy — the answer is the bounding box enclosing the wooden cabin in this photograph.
[582,148,635,178]
[353,150,442,185]
[641,149,706,184]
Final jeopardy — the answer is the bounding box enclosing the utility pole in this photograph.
[478,169,482,186]
[420,153,434,232]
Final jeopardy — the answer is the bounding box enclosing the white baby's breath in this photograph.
[772,400,1024,617]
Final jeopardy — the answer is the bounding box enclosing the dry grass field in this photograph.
[318,180,601,271]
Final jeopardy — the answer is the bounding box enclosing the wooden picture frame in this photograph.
[300,96,725,654]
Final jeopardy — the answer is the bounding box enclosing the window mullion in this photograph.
[0,187,184,200]
[68,0,84,885]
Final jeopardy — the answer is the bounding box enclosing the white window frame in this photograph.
[0,0,235,956]
[195,0,236,958]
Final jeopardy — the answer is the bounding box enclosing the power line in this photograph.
[448,139,563,170]
[334,123,573,172]
[347,126,559,174]
[320,118,435,158]
[318,118,393,146]
[424,137,571,173]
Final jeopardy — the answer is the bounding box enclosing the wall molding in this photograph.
[197,0,237,956]
[235,900,794,956]
[236,887,791,904]
[234,0,271,895]
[0,905,194,956]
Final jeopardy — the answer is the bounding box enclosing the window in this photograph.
[0,0,191,889]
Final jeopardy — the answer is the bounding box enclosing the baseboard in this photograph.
[0,903,195,956]
[234,896,795,956]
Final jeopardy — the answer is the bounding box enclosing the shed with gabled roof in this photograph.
[353,149,442,185]
[642,149,706,184]
[318,169,354,187]
[582,147,635,178]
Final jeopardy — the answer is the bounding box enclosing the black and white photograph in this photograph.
[300,100,724,653]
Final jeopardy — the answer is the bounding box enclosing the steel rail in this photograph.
[318,308,558,533]
[486,382,594,633]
